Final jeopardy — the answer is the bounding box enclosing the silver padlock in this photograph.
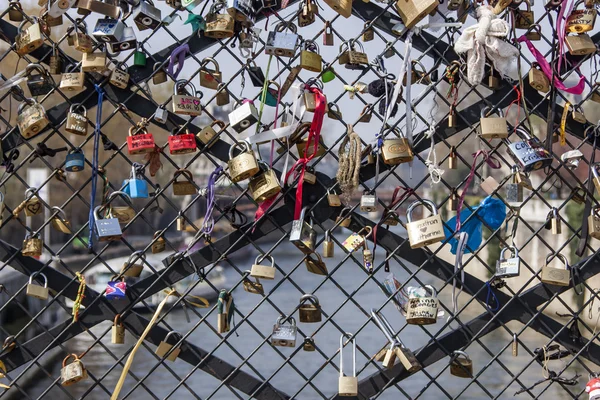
[108,26,137,53]
[154,105,168,124]
[339,333,358,397]
[94,206,122,242]
[506,128,553,172]
[496,246,520,278]
[131,1,162,30]
[289,206,316,254]
[265,22,299,57]
[561,149,583,170]
[271,316,297,347]
[92,17,125,43]
[360,190,377,213]
[228,99,259,133]
[506,166,523,204]
[227,0,255,21]
[26,272,49,300]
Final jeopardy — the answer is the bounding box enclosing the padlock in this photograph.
[362,21,375,41]
[296,137,327,158]
[447,189,459,211]
[363,241,373,272]
[323,0,352,17]
[16,18,44,56]
[382,138,414,164]
[121,251,145,277]
[26,64,55,97]
[127,125,156,155]
[109,64,129,89]
[243,272,264,295]
[341,40,369,69]
[81,52,107,73]
[406,200,445,248]
[251,255,276,279]
[199,57,222,90]
[27,273,48,299]
[280,66,301,97]
[323,21,335,45]
[448,108,457,128]
[561,149,584,170]
[342,227,372,253]
[77,0,120,17]
[228,100,259,133]
[586,376,600,400]
[132,0,162,30]
[228,142,259,182]
[450,351,473,378]
[65,149,85,172]
[515,0,535,29]
[382,341,397,368]
[92,17,125,43]
[289,206,317,254]
[172,80,202,116]
[566,0,596,33]
[168,127,197,155]
[506,166,523,204]
[303,337,316,351]
[24,188,43,217]
[590,83,600,103]
[545,207,561,234]
[298,294,322,323]
[17,99,49,139]
[302,166,317,185]
[22,232,43,257]
[176,214,186,231]
[305,252,328,275]
[298,0,317,26]
[108,26,137,53]
[47,0,76,18]
[271,316,297,347]
[197,120,225,147]
[323,230,334,258]
[152,63,167,85]
[321,67,336,83]
[506,129,553,172]
[204,2,235,39]
[70,21,93,53]
[528,62,550,93]
[358,104,373,123]
[448,146,457,169]
[496,246,520,278]
[153,105,168,125]
[336,207,352,228]
[94,206,122,242]
[215,83,230,106]
[572,104,587,124]
[540,253,570,286]
[571,185,587,204]
[155,332,182,361]
[479,107,508,139]
[447,0,462,10]
[227,0,254,21]
[327,188,342,207]
[61,354,88,386]
[105,276,126,300]
[123,165,148,199]
[8,0,24,21]
[112,314,125,344]
[151,232,166,254]
[339,334,358,396]
[249,168,281,202]
[247,60,267,87]
[360,191,377,213]
[300,40,322,73]
[60,67,85,92]
[172,169,198,196]
[383,210,400,226]
[65,104,88,136]
[50,207,72,234]
[406,285,438,325]
[395,0,439,28]
[566,33,597,55]
[49,44,62,75]
[592,164,600,194]
[372,309,421,372]
[265,22,299,58]
[303,92,328,113]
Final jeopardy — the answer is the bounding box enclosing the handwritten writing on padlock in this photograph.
[406,200,445,249]
[405,285,439,325]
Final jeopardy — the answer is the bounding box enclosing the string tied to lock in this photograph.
[88,84,104,250]
[72,271,86,323]
[217,289,238,336]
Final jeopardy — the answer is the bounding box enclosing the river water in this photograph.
[23,239,585,399]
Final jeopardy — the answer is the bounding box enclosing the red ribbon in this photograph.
[373,186,414,254]
[517,35,585,95]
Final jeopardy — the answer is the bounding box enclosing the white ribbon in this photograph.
[449,232,468,327]
[0,70,28,93]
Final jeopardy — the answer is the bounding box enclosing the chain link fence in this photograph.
[0,0,600,398]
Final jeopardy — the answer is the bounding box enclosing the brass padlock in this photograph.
[540,253,570,286]
[593,164,600,193]
[121,251,145,277]
[70,21,93,53]
[300,40,322,73]
[155,331,182,361]
[358,104,373,123]
[303,166,317,185]
[305,252,328,275]
[448,146,457,169]
[228,142,259,183]
[8,0,24,21]
[151,232,166,254]
[23,188,43,217]
[204,2,235,39]
[304,92,327,113]
[107,191,136,225]
[152,62,167,85]
[298,0,317,27]
[173,169,198,196]
[243,272,264,295]
[328,103,343,120]
[528,62,550,93]
[248,167,281,202]
[545,207,561,234]
[336,207,352,228]
[588,208,600,240]
[346,40,369,68]
[395,0,439,28]
[172,80,203,116]
[515,0,535,29]
[382,138,414,164]
[199,57,222,90]
[66,104,88,135]
[406,200,445,248]
[251,255,276,279]
[323,230,334,258]
[60,67,85,92]
[197,120,225,147]
[216,83,230,106]
[525,23,542,40]
[16,18,44,56]
[299,294,322,323]
[61,354,88,386]
[447,189,459,211]
[17,99,49,139]
[50,206,72,234]
[566,0,596,33]
[339,334,358,396]
[479,107,508,139]
[303,337,316,351]
[450,351,473,378]
[26,272,48,299]
[48,44,62,75]
[323,0,352,17]
[109,63,129,89]
[565,33,597,55]
[112,314,125,344]
[176,213,186,231]
[362,21,374,41]
[323,21,335,45]
[82,51,107,73]
[327,187,342,207]
[590,82,600,103]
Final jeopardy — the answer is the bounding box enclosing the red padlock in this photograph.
[168,127,197,155]
[587,377,600,400]
[127,126,156,155]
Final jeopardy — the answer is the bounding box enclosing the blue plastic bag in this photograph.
[444,196,506,254]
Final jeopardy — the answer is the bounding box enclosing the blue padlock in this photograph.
[65,149,85,172]
[123,163,148,198]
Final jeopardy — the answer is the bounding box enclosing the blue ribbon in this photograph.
[88,85,104,250]
[485,281,500,312]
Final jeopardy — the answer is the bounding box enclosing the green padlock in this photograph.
[262,81,280,107]
[321,67,336,83]
[134,49,147,67]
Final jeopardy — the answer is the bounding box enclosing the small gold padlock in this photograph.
[155,331,182,361]
[448,146,457,169]
[61,354,88,386]
[152,232,166,253]
[112,314,125,344]
[588,208,600,240]
[298,294,322,323]
[24,188,43,217]
[362,21,374,41]
[176,213,186,231]
[382,138,413,165]
[173,169,198,196]
[199,57,223,90]
[545,207,561,235]
[248,168,281,202]
[26,272,48,299]
[243,272,264,295]
[300,40,322,73]
[197,120,225,147]
[16,18,44,56]
[450,351,473,378]
[528,62,550,93]
[323,230,334,258]
[540,253,570,286]
[81,51,107,73]
[395,0,439,29]
[565,33,597,55]
[514,0,534,29]
[228,142,259,183]
[251,255,276,280]
[336,207,352,228]
[406,200,445,248]
[327,187,342,207]
[50,207,72,234]
[121,251,145,278]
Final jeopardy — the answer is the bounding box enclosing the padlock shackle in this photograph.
[174,79,197,97]
[500,246,518,259]
[298,206,311,222]
[424,284,437,298]
[275,21,297,33]
[544,253,569,269]
[108,190,133,205]
[164,331,182,345]
[299,293,319,306]
[25,187,38,198]
[25,63,48,77]
[228,141,251,159]
[174,168,194,182]
[481,106,504,118]
[275,315,296,327]
[452,350,470,361]
[114,314,123,326]
[126,250,145,266]
[339,332,356,377]
[406,199,438,222]
[51,206,67,220]
[371,309,396,345]
[201,57,219,71]
[28,272,47,286]
[255,254,274,266]
[69,103,87,116]
[62,353,80,367]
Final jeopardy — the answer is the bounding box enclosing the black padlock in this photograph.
[248,61,266,87]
